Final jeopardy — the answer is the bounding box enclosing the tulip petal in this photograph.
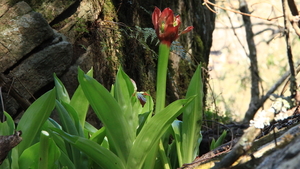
[152,7,193,46]
[152,7,161,30]
[180,26,194,35]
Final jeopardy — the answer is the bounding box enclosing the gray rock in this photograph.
[10,39,72,98]
[256,127,300,169]
[0,1,54,72]
[0,2,72,116]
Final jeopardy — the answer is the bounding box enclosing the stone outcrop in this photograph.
[0,1,72,116]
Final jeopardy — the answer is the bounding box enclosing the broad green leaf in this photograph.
[137,111,151,135]
[168,140,179,168]
[54,73,70,103]
[10,147,19,169]
[42,120,68,154]
[211,130,227,150]
[39,130,61,169]
[137,93,154,134]
[55,100,84,168]
[78,68,132,163]
[47,118,62,130]
[19,143,39,169]
[90,127,106,144]
[182,65,203,163]
[70,68,93,129]
[210,138,216,151]
[61,101,84,137]
[84,121,97,138]
[114,68,137,141]
[17,88,56,154]
[19,131,61,169]
[114,67,135,101]
[58,151,75,169]
[126,98,192,169]
[51,128,125,169]
[0,159,10,169]
[0,112,15,135]
[171,120,183,166]
[55,100,78,136]
[140,93,154,115]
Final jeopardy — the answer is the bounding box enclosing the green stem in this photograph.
[155,43,171,169]
[39,130,50,169]
[155,43,171,113]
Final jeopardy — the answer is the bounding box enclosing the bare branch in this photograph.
[239,0,260,123]
[203,0,283,21]
[282,0,297,98]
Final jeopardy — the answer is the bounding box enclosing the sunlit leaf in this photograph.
[78,68,132,163]
[182,65,203,164]
[126,98,192,168]
[16,89,56,154]
[114,67,137,141]
[70,68,93,129]
[54,73,70,103]
[0,112,15,136]
[51,128,125,169]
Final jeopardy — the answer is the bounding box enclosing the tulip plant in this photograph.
[0,6,203,169]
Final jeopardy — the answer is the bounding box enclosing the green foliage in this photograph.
[172,65,203,166]
[210,130,227,151]
[0,65,206,169]
[134,26,158,44]
[16,89,56,154]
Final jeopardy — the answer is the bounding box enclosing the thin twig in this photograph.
[224,10,249,56]
[203,0,283,21]
[239,0,260,123]
[282,0,297,98]
[0,87,5,122]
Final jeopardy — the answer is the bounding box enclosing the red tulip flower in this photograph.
[152,6,194,47]
[152,7,193,112]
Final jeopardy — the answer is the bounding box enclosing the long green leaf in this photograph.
[114,67,137,141]
[211,130,227,150]
[39,130,61,169]
[55,100,85,168]
[58,151,75,169]
[42,120,68,155]
[61,101,84,137]
[11,147,19,169]
[39,131,50,169]
[54,73,70,103]
[55,100,78,136]
[70,68,93,129]
[51,128,125,169]
[171,120,183,166]
[182,65,203,163]
[18,143,39,169]
[78,68,132,163]
[0,112,15,135]
[126,98,192,169]
[17,88,56,154]
[19,131,61,169]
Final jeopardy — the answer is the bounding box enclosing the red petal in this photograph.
[180,26,194,35]
[160,8,174,25]
[152,7,161,30]
[175,15,181,27]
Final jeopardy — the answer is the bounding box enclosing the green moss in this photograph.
[194,34,205,63]
[103,0,117,21]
